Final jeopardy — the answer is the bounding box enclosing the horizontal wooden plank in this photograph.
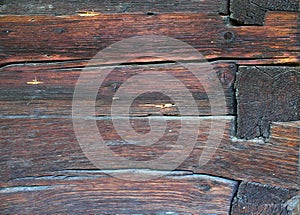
[186,120,300,189]
[0,170,238,214]
[0,0,228,15]
[0,61,236,116]
[231,181,299,214]
[236,66,300,139]
[1,117,299,188]
[230,0,299,25]
[0,12,298,66]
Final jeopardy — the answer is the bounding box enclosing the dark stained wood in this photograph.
[0,12,299,66]
[230,0,299,25]
[1,117,299,188]
[0,116,234,181]
[0,61,236,116]
[185,120,300,189]
[236,66,300,139]
[0,0,227,15]
[1,0,300,212]
[0,170,238,214]
[231,181,299,214]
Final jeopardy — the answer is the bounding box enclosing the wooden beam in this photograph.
[1,118,299,188]
[236,66,300,139]
[0,0,228,15]
[231,181,299,214]
[0,61,236,116]
[0,170,238,214]
[0,12,298,66]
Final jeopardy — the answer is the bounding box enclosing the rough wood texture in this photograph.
[0,117,234,181]
[1,1,299,213]
[0,170,238,214]
[284,194,300,215]
[0,12,299,66]
[190,121,300,189]
[230,0,300,25]
[1,118,299,188]
[231,181,299,214]
[0,61,236,116]
[236,66,300,139]
[0,0,228,15]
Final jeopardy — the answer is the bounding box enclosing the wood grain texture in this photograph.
[0,117,234,181]
[0,0,228,15]
[186,120,300,189]
[231,181,299,214]
[1,1,299,212]
[1,117,299,188]
[0,61,236,116]
[0,170,238,214]
[230,0,299,25]
[0,12,299,66]
[236,66,300,139]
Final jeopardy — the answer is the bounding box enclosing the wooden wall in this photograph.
[0,0,299,214]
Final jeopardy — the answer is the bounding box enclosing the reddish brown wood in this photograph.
[231,181,299,214]
[0,61,236,116]
[236,66,300,139]
[1,118,299,188]
[0,12,298,66]
[0,170,238,214]
[0,1,299,212]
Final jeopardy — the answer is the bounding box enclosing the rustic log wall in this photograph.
[0,0,299,214]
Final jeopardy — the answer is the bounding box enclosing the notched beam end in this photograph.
[236,66,300,139]
[230,0,300,25]
[231,181,299,214]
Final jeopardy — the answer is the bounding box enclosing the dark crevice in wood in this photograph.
[174,168,240,183]
[207,57,276,62]
[0,59,89,69]
[0,115,234,119]
[120,60,176,66]
[7,169,240,184]
[146,11,157,16]
[229,180,242,215]
[0,58,224,70]
[232,66,238,137]
[1,59,298,73]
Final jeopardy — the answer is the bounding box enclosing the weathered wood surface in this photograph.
[0,0,229,15]
[1,1,299,213]
[231,181,299,214]
[185,120,300,189]
[236,66,300,139]
[1,117,299,189]
[230,0,300,25]
[0,61,236,116]
[0,170,238,214]
[0,12,299,66]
